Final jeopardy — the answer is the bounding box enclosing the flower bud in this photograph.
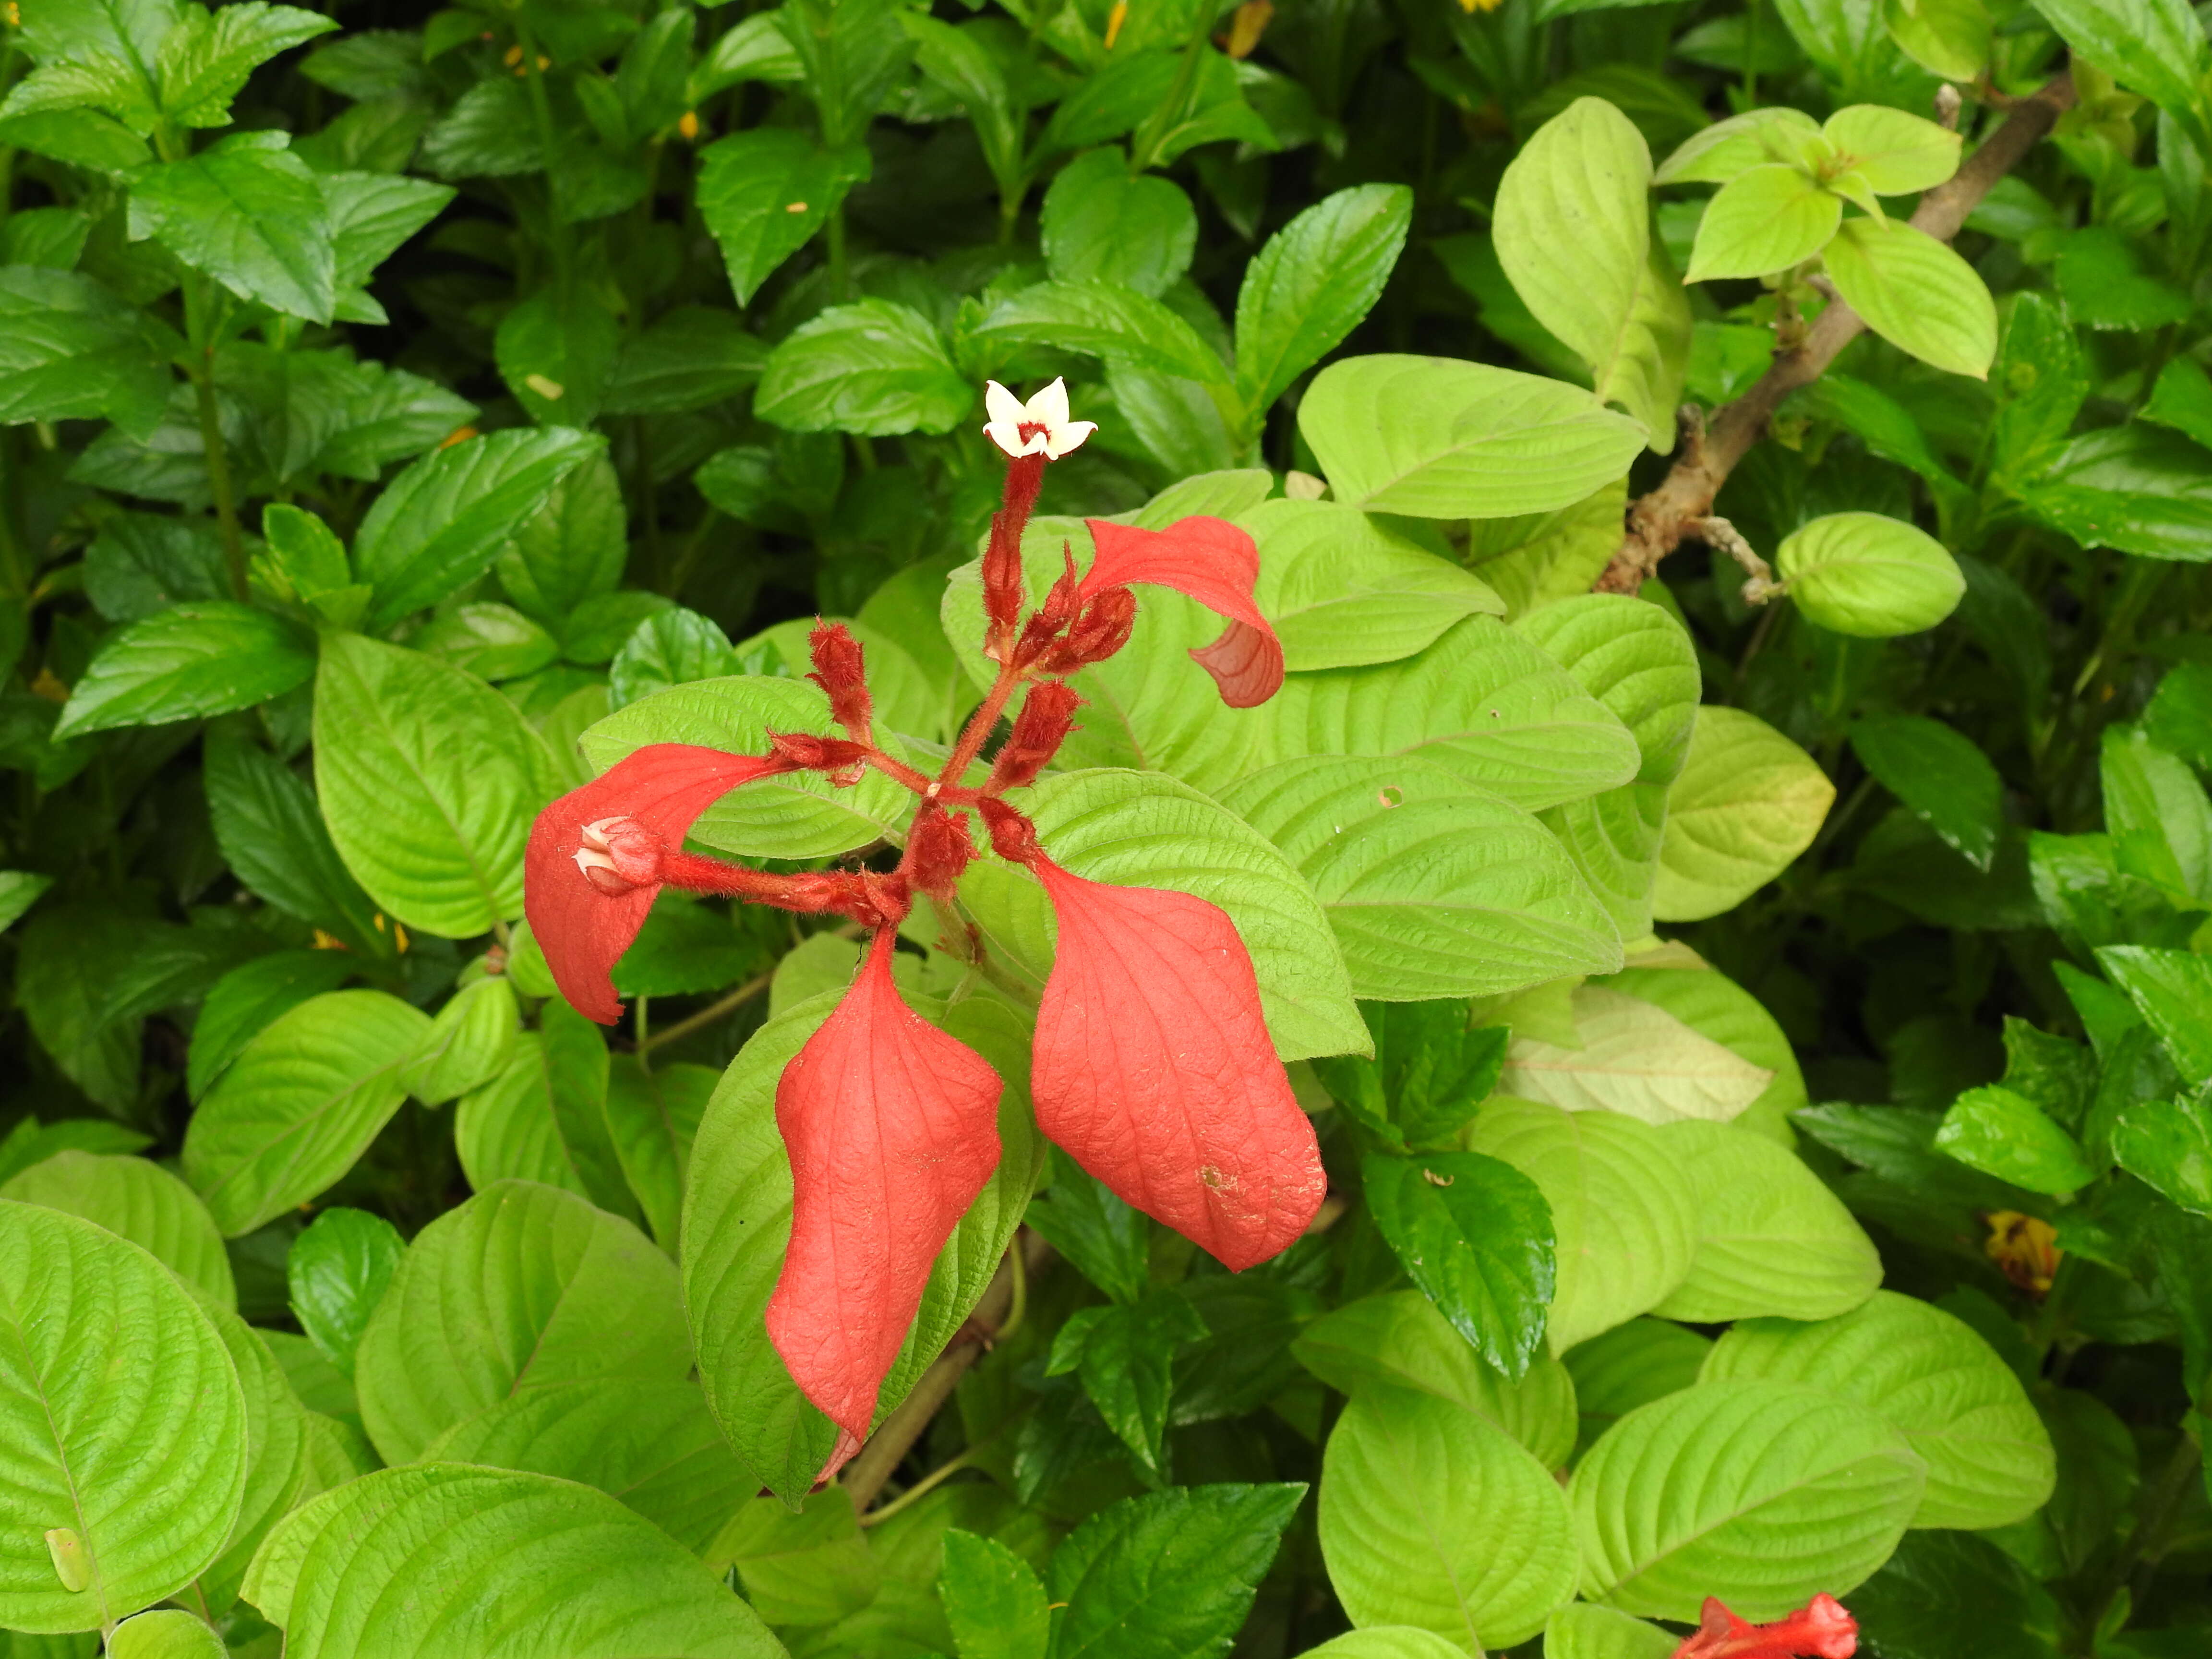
[977,797,1042,865]
[1039,585,1135,673]
[906,805,975,901]
[807,620,874,735]
[989,681,1082,793]
[769,731,871,772]
[572,816,661,894]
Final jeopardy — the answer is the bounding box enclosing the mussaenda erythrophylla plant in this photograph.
[523,377,1317,1467]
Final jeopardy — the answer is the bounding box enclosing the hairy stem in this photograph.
[1597,69,2077,595]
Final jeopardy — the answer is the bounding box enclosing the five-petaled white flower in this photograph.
[983,377,1097,460]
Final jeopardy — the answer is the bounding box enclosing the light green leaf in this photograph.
[1686,164,1841,282]
[959,767,1367,1061]
[1543,1603,1679,1659]
[495,451,626,630]
[1219,756,1622,1001]
[1233,184,1413,426]
[108,1610,225,1659]
[397,975,518,1106]
[1049,1484,1306,1659]
[1824,216,1997,378]
[1564,1317,1712,1456]
[495,287,621,429]
[1299,356,1647,519]
[974,279,1229,387]
[1884,0,1993,81]
[127,132,335,321]
[52,603,316,740]
[1252,616,1642,811]
[705,1486,876,1626]
[1851,714,2002,872]
[1519,594,1699,788]
[604,1058,718,1251]
[187,952,355,1103]
[354,426,603,629]
[353,1180,690,1465]
[756,299,971,436]
[1706,1292,2056,1532]
[452,1034,596,1202]
[1606,959,1808,1140]
[1650,1119,1881,1322]
[1496,96,1687,442]
[1319,1385,1578,1651]
[1463,482,1626,624]
[181,989,429,1237]
[1777,511,1964,638]
[0,1150,234,1309]
[0,1202,247,1633]
[1935,1084,2094,1195]
[1654,107,1821,185]
[1467,1100,1697,1354]
[938,1528,1049,1659]
[2113,1092,2212,1218]
[241,1465,781,1658]
[1500,986,1774,1125]
[1243,500,1503,671]
[1298,1632,1470,1659]
[421,1378,752,1555]
[1294,1290,1580,1470]
[313,632,558,938]
[1041,148,1197,299]
[697,129,869,305]
[578,674,915,860]
[1571,1378,1925,1620]
[2101,725,2212,904]
[2033,0,2211,139]
[195,1300,316,1613]
[1651,707,1834,922]
[1823,104,1961,195]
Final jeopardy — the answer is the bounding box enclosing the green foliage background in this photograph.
[0,0,2210,1654]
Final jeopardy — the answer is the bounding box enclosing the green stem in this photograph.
[184,278,247,598]
[512,19,574,299]
[2074,1432,2204,1656]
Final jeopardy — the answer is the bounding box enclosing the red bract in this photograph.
[765,927,1003,1446]
[1026,857,1326,1268]
[1082,516,1285,707]
[522,744,792,1023]
[1673,1595,1858,1659]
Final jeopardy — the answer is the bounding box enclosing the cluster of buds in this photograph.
[523,380,1313,1467]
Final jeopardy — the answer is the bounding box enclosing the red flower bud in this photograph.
[982,453,1047,651]
[988,680,1082,793]
[1673,1595,1857,1659]
[1043,585,1136,673]
[906,805,975,902]
[977,797,1042,865]
[768,731,871,773]
[806,620,873,738]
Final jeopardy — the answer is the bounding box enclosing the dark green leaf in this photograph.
[1233,184,1413,427]
[1361,1150,1554,1377]
[1934,1085,2095,1195]
[601,308,768,416]
[1850,713,2003,872]
[1046,1484,1307,1659]
[204,720,384,947]
[287,1206,405,1377]
[756,300,971,436]
[938,1529,1048,1659]
[84,513,228,622]
[53,603,315,739]
[1047,1291,1209,1478]
[1041,149,1199,300]
[0,265,169,436]
[128,132,336,322]
[495,287,622,429]
[608,607,736,709]
[1022,1147,1150,1305]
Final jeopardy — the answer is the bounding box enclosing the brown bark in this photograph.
[1596,70,2079,595]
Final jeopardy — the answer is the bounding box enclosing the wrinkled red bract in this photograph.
[1027,859,1324,1269]
[1674,1595,1857,1659]
[523,744,787,1023]
[1082,515,1285,707]
[766,928,1004,1443]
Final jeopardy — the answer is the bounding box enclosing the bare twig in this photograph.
[1597,69,2077,596]
[842,1230,1054,1513]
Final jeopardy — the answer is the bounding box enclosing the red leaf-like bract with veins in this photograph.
[524,744,787,1023]
[767,928,1004,1443]
[1081,515,1285,707]
[1029,860,1324,1268]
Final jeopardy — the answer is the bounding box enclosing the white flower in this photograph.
[983,377,1096,460]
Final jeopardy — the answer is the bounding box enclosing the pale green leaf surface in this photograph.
[1319,1386,1578,1651]
[1703,1291,2055,1530]
[182,989,430,1237]
[1242,500,1503,672]
[0,1203,246,1633]
[352,1181,691,1465]
[1824,217,1997,378]
[1651,707,1833,922]
[1569,1379,1926,1620]
[1499,986,1774,1125]
[0,1151,234,1309]
[1777,512,1964,639]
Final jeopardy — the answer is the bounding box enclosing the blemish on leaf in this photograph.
[45,1528,89,1593]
